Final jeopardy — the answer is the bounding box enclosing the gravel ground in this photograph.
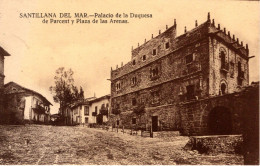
[0,125,243,165]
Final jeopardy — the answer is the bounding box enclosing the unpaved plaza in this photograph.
[0,125,243,165]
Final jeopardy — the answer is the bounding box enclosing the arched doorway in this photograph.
[221,83,227,95]
[208,106,232,135]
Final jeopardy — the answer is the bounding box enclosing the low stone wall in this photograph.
[98,126,182,139]
[184,135,243,154]
[109,104,180,132]
[153,131,180,138]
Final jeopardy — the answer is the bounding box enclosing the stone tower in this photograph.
[0,46,10,112]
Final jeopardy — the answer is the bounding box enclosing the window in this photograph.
[151,91,160,104]
[36,100,39,106]
[132,59,136,65]
[132,98,137,106]
[152,49,157,56]
[132,118,136,124]
[85,117,88,123]
[142,55,146,61]
[74,108,78,115]
[84,106,89,115]
[220,51,226,69]
[185,54,194,64]
[95,106,98,113]
[186,85,195,100]
[237,61,243,86]
[116,82,121,91]
[131,76,137,85]
[165,42,170,49]
[150,66,159,79]
[230,62,234,77]
[238,61,243,78]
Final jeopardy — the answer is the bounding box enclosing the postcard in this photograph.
[0,0,259,165]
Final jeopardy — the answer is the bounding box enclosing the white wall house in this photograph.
[88,95,110,125]
[4,82,52,124]
[68,95,110,125]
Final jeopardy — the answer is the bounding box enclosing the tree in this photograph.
[49,67,85,110]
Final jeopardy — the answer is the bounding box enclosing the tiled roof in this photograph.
[0,46,10,56]
[4,81,52,105]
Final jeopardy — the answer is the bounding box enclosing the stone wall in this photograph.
[179,83,259,136]
[185,135,243,154]
[0,55,4,113]
[208,37,249,97]
[1,93,25,124]
[111,36,210,115]
[110,104,181,131]
[240,83,259,165]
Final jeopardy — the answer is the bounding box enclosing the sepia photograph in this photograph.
[0,0,259,165]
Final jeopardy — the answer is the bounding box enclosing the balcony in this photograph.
[33,105,46,114]
[100,108,108,115]
[238,71,244,80]
[220,63,229,73]
[187,63,200,73]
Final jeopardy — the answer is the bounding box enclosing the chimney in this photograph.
[228,31,230,37]
[237,38,239,43]
[241,41,243,46]
[184,26,187,33]
[166,25,168,29]
[218,24,220,30]
[116,65,118,69]
[195,20,198,27]
[152,34,153,39]
[223,28,226,34]
[121,62,123,67]
[174,19,176,26]
[207,12,210,21]
[159,30,161,35]
[145,38,146,43]
[246,44,248,50]
[212,19,215,26]
[233,35,235,40]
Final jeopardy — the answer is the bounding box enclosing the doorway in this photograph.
[85,117,88,124]
[152,116,158,132]
[97,114,103,125]
[208,106,232,135]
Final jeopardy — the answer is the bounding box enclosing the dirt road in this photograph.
[0,125,243,165]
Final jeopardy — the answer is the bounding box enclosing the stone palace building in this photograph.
[110,13,256,136]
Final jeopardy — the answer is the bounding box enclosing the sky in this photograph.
[0,0,259,114]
